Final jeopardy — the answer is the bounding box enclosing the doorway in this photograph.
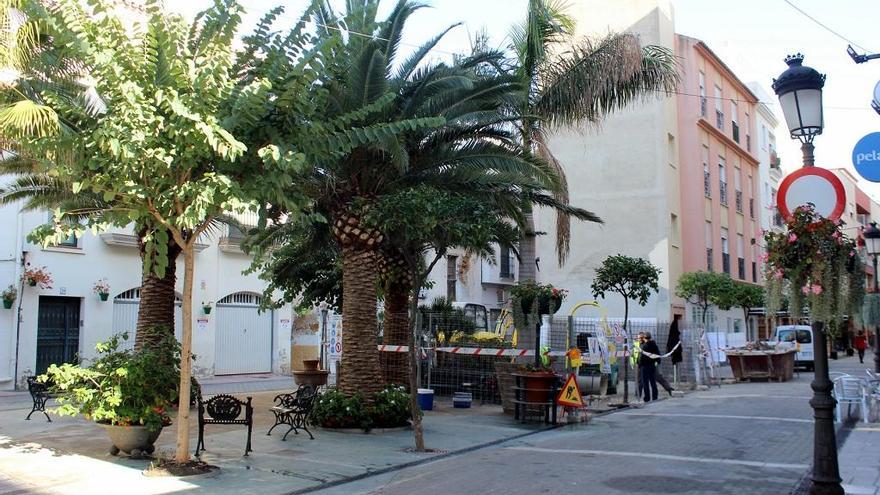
[36,296,81,375]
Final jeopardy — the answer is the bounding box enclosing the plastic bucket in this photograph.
[417,388,434,411]
[453,392,472,408]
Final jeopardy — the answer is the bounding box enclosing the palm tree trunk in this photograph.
[338,246,383,398]
[381,280,411,387]
[135,234,182,351]
[519,212,538,282]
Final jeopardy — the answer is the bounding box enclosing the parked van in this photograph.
[775,325,815,371]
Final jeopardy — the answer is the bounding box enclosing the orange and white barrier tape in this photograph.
[376,345,567,357]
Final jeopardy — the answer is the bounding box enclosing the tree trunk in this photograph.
[381,280,411,387]
[174,246,195,463]
[622,297,629,403]
[338,246,383,398]
[408,266,426,451]
[135,235,182,351]
[519,212,537,282]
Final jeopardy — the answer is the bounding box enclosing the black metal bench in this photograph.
[26,376,54,422]
[195,394,253,457]
[267,385,318,441]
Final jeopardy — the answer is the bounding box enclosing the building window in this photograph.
[731,100,739,142]
[702,146,711,198]
[446,255,457,302]
[747,176,754,218]
[706,221,713,272]
[719,158,728,206]
[699,72,707,117]
[499,244,512,278]
[752,243,758,282]
[737,234,745,279]
[771,188,783,226]
[714,85,724,130]
[744,113,751,152]
[721,227,730,274]
[734,168,743,213]
[57,232,78,248]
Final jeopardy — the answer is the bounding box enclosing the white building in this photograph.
[748,82,784,243]
[0,204,293,391]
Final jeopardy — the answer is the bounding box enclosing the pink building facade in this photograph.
[677,36,762,289]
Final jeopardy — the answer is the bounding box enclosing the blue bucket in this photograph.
[417,388,434,411]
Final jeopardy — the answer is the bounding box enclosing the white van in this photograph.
[775,325,815,371]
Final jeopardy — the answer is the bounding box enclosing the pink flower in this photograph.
[811,284,823,295]
[773,269,784,280]
[850,251,856,257]
[831,231,840,239]
[801,285,810,295]
[788,233,797,243]
[761,252,769,263]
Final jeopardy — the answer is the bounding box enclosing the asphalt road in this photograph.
[311,360,868,495]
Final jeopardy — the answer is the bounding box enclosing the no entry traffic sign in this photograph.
[777,167,845,221]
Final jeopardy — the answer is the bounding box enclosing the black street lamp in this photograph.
[863,222,880,373]
[772,54,841,495]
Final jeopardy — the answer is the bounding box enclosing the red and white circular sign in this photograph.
[777,167,846,221]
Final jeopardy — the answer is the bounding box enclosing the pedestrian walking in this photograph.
[640,332,661,402]
[853,330,868,364]
[632,332,644,400]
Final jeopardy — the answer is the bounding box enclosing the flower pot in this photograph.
[99,293,109,301]
[99,423,162,457]
[520,294,562,316]
[27,279,37,287]
[2,299,12,309]
[302,359,320,371]
[513,371,558,403]
[293,369,329,387]
[203,306,212,315]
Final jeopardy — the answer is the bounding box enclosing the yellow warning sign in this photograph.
[556,373,584,407]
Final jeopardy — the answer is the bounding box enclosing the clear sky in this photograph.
[172,0,880,198]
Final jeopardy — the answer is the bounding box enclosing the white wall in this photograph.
[0,203,292,390]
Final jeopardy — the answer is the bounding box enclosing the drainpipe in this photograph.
[12,207,26,390]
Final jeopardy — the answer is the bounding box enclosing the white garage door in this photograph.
[215,292,273,375]
[112,288,182,350]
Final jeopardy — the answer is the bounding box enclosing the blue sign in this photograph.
[853,132,880,182]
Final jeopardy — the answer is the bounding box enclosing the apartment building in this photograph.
[0,205,293,391]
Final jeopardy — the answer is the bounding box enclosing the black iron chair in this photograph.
[195,394,253,457]
[26,376,53,422]
[267,385,318,441]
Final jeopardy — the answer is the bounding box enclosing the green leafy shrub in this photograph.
[42,333,180,432]
[310,386,412,431]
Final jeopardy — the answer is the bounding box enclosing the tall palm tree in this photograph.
[511,0,679,278]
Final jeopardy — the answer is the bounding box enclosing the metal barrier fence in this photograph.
[377,312,715,405]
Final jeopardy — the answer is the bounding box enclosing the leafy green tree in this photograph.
[508,0,679,277]
[17,0,298,463]
[675,271,733,329]
[366,186,521,451]
[714,282,764,341]
[591,254,660,403]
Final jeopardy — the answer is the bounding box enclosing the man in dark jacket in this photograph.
[639,332,661,402]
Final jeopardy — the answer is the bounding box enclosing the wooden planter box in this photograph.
[727,350,796,382]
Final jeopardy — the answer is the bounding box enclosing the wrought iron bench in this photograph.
[26,376,54,422]
[267,385,319,441]
[195,394,253,457]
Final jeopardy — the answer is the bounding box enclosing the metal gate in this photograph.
[112,288,182,349]
[215,292,273,375]
[36,296,81,374]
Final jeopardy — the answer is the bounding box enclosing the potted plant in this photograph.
[202,301,213,315]
[510,281,568,316]
[22,265,53,289]
[93,278,110,301]
[512,361,558,404]
[2,285,16,309]
[41,333,180,457]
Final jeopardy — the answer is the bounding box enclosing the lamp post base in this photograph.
[809,321,842,495]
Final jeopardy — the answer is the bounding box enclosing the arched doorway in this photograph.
[112,287,183,348]
[215,292,273,375]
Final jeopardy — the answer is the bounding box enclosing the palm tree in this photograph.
[511,0,679,278]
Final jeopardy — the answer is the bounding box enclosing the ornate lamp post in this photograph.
[863,222,880,373]
[772,54,841,495]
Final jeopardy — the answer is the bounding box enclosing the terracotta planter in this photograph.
[513,371,557,403]
[519,294,562,316]
[302,359,321,371]
[2,299,12,309]
[99,423,162,457]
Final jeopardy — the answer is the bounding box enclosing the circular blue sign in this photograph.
[853,132,880,182]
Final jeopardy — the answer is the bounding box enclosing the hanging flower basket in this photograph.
[510,281,567,316]
[99,293,109,301]
[22,266,53,290]
[203,306,212,315]
[27,279,37,287]
[93,279,110,301]
[2,285,16,309]
[2,299,12,309]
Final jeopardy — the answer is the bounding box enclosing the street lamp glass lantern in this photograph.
[864,222,880,257]
[772,54,825,143]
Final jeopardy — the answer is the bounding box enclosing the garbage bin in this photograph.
[417,388,434,411]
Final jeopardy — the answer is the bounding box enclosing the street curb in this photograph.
[790,422,852,495]
[281,422,566,495]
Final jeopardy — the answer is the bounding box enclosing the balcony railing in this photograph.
[720,182,728,205]
[703,171,711,197]
[738,258,745,279]
[716,110,724,130]
[735,190,743,213]
[732,122,740,143]
[706,248,713,272]
[722,253,730,274]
